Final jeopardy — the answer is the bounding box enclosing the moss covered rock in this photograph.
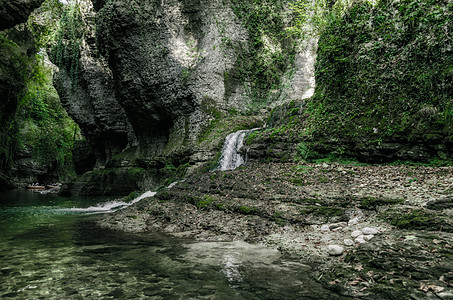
[308,0,453,162]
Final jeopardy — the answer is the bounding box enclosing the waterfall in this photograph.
[216,129,257,171]
[63,191,156,213]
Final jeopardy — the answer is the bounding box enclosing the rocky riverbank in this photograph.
[99,162,453,299]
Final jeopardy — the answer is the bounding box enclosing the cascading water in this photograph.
[216,129,258,171]
[63,191,156,213]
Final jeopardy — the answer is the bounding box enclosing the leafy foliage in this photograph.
[1,0,81,181]
[10,51,79,178]
[49,0,82,88]
[311,0,453,140]
[228,0,297,107]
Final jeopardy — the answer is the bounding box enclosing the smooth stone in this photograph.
[351,230,362,238]
[355,236,366,244]
[362,227,379,235]
[343,239,354,246]
[329,222,347,230]
[348,217,360,226]
[363,234,374,241]
[320,225,330,232]
[328,245,344,256]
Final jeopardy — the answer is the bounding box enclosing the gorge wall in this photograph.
[55,0,316,195]
[246,0,453,164]
[0,0,46,189]
[2,0,450,194]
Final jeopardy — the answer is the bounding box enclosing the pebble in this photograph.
[328,245,344,256]
[363,234,374,241]
[344,239,354,246]
[355,236,366,244]
[348,217,360,226]
[351,230,362,238]
[362,227,379,235]
[329,222,347,230]
[320,225,330,232]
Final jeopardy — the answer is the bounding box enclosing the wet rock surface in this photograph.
[100,162,453,298]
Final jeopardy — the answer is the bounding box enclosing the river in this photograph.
[0,190,344,299]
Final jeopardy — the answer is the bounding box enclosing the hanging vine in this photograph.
[50,0,82,89]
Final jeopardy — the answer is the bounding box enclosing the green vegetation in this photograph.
[125,190,141,202]
[382,209,453,232]
[196,195,217,209]
[272,211,287,226]
[161,162,189,186]
[49,0,82,88]
[0,0,88,185]
[228,0,296,108]
[305,0,453,159]
[238,205,257,215]
[359,197,404,210]
[2,39,79,181]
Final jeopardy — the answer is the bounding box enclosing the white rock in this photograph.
[320,225,330,232]
[329,222,347,230]
[351,230,362,238]
[355,236,366,244]
[363,234,374,241]
[328,245,344,256]
[362,227,379,235]
[348,217,360,226]
[343,239,354,246]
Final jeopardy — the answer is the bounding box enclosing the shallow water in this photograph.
[0,190,344,299]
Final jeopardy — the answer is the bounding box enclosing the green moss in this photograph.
[304,0,453,161]
[383,209,453,232]
[197,195,217,209]
[215,202,225,210]
[229,0,297,106]
[359,197,404,210]
[239,205,257,215]
[1,31,79,181]
[128,167,145,179]
[272,212,287,226]
[125,190,141,202]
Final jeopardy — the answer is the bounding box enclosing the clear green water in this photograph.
[0,190,344,299]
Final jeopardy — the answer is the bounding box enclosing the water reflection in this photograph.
[0,190,347,299]
[222,252,243,284]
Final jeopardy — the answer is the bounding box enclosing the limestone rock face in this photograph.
[0,0,45,30]
[95,0,247,154]
[56,0,316,194]
[51,1,135,167]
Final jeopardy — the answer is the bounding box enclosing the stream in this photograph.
[0,190,344,299]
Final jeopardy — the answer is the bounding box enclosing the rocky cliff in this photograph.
[246,0,453,164]
[0,0,44,189]
[55,0,316,195]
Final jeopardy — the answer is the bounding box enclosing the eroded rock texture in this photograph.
[51,1,135,168]
[0,0,45,30]
[56,0,316,195]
